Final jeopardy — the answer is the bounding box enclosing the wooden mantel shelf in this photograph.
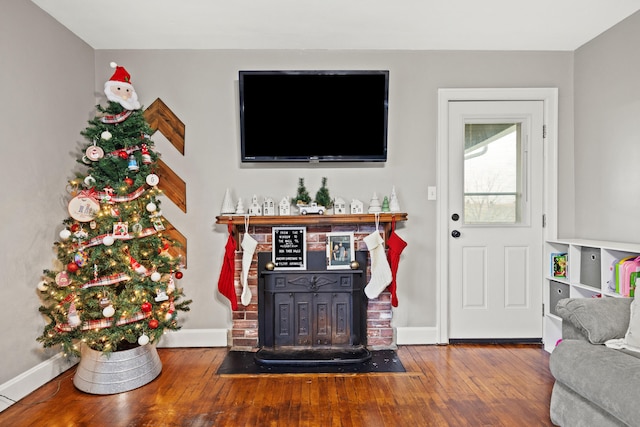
[215,212,407,244]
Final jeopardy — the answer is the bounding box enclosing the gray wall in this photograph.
[1,0,94,384]
[93,49,574,333]
[574,10,640,242]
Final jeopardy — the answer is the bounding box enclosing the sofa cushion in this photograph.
[555,298,631,344]
[549,340,640,426]
[606,297,640,352]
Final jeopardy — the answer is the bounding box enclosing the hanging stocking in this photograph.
[386,217,407,307]
[217,222,238,310]
[241,216,258,306]
[364,215,393,299]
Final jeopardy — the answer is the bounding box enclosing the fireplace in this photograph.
[217,217,403,353]
[258,250,367,340]
[255,251,370,364]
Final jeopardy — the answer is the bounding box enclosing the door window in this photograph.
[463,123,523,225]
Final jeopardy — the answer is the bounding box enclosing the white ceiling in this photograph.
[32,0,640,51]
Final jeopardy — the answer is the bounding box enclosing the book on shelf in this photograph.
[551,253,568,279]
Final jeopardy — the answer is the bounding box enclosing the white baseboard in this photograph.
[157,328,228,348]
[0,329,227,413]
[0,353,77,413]
[396,326,439,345]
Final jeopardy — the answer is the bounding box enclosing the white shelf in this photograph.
[543,238,638,352]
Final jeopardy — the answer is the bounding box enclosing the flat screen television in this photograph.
[239,70,389,163]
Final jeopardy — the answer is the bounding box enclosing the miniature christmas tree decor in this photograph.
[314,177,333,209]
[36,63,191,361]
[294,178,312,205]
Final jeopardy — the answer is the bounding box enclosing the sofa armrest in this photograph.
[555,297,632,344]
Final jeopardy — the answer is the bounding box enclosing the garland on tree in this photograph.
[36,63,191,357]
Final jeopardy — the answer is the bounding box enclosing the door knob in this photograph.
[451,230,461,238]
[451,213,460,221]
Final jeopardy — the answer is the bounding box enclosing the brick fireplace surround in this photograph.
[228,222,395,351]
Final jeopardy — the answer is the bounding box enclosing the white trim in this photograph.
[436,88,559,344]
[0,329,228,412]
[0,353,77,413]
[396,327,439,345]
[157,328,228,348]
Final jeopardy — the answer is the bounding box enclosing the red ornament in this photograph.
[124,177,134,186]
[70,223,80,232]
[118,150,129,160]
[174,271,183,279]
[141,301,152,313]
[148,319,159,329]
[67,262,79,273]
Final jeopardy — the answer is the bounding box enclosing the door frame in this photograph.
[436,88,559,343]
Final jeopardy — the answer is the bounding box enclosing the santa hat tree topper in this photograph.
[104,62,141,111]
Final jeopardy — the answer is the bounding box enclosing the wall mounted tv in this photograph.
[239,70,389,163]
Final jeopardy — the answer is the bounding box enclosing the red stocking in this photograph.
[386,217,407,307]
[217,223,238,310]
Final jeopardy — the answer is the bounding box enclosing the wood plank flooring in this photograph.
[0,344,555,426]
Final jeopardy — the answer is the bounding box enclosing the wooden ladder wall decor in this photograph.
[144,98,187,265]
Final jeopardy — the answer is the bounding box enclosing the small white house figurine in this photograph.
[248,195,262,216]
[278,197,291,215]
[263,197,275,216]
[334,197,347,214]
[350,199,364,214]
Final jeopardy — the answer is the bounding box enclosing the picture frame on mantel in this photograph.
[272,226,306,270]
[326,232,355,270]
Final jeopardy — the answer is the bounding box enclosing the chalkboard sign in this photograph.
[272,227,306,270]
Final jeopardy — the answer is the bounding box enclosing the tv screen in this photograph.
[239,70,389,162]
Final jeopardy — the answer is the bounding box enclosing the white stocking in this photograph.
[241,232,258,306]
[364,231,392,299]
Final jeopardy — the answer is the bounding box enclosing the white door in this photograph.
[448,100,544,340]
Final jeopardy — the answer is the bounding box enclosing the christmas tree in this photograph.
[293,178,312,205]
[314,177,332,208]
[36,63,190,357]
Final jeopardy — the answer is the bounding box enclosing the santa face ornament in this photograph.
[104,62,141,110]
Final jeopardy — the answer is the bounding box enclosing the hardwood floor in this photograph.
[0,344,554,426]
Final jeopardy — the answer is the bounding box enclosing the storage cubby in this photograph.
[543,239,640,352]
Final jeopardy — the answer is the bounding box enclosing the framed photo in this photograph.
[272,227,306,270]
[326,232,355,269]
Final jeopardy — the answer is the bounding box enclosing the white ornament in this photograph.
[83,175,96,187]
[150,271,162,282]
[85,145,104,161]
[146,174,160,186]
[59,229,71,240]
[146,202,157,212]
[165,312,174,321]
[68,314,81,328]
[102,305,115,318]
[138,334,150,346]
[101,130,112,140]
[37,280,48,292]
[103,235,115,246]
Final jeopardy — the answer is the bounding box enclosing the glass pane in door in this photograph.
[463,123,521,224]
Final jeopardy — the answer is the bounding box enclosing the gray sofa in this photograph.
[549,297,640,426]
